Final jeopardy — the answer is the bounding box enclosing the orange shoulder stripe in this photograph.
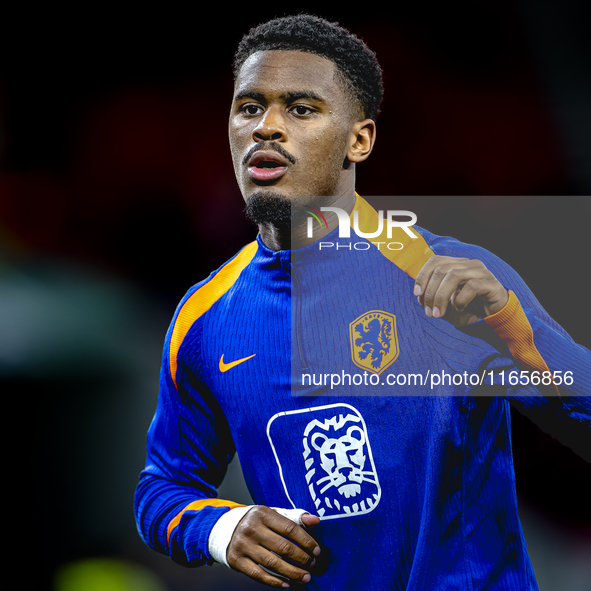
[166,498,246,544]
[169,241,258,390]
[484,290,560,396]
[350,196,435,278]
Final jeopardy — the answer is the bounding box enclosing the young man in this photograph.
[134,15,590,590]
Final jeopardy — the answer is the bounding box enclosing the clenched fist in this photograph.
[227,506,321,588]
[414,256,509,327]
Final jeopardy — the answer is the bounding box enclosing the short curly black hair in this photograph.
[233,14,384,121]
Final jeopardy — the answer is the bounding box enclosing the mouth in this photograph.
[247,151,289,183]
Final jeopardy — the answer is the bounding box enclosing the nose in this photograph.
[253,106,286,142]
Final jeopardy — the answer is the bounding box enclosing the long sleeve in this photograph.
[422,229,591,454]
[483,290,591,460]
[134,286,245,567]
[135,241,260,567]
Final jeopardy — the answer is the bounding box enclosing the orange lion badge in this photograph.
[349,310,399,375]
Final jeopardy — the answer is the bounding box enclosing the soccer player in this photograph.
[134,14,590,590]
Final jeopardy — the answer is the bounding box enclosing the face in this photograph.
[229,50,365,209]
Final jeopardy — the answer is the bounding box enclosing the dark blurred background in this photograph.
[1,2,590,590]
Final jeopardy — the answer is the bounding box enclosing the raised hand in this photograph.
[414,256,509,328]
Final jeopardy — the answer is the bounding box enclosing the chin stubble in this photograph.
[244,191,310,229]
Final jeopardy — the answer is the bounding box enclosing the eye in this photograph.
[290,105,314,116]
[240,103,264,116]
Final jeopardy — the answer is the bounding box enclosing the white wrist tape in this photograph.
[208,506,312,567]
[209,505,254,567]
[272,507,311,525]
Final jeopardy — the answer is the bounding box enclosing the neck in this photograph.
[258,175,357,251]
[258,192,356,251]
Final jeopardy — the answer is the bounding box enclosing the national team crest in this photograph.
[349,310,399,374]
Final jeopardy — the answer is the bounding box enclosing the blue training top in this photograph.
[135,196,591,590]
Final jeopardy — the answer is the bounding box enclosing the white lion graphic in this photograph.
[302,412,380,518]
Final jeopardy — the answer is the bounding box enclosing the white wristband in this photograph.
[208,505,254,567]
[208,506,312,567]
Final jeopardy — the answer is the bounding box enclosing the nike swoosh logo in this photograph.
[219,353,256,373]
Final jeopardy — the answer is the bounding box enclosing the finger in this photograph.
[451,279,484,312]
[233,556,291,589]
[262,529,318,568]
[422,262,471,315]
[413,256,440,298]
[230,519,316,570]
[414,256,469,299]
[300,514,320,527]
[272,507,318,527]
[264,511,320,556]
[431,266,488,318]
[453,277,507,317]
[250,546,313,584]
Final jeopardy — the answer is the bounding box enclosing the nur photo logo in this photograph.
[303,204,419,251]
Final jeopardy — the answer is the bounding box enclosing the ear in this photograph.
[346,119,376,164]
